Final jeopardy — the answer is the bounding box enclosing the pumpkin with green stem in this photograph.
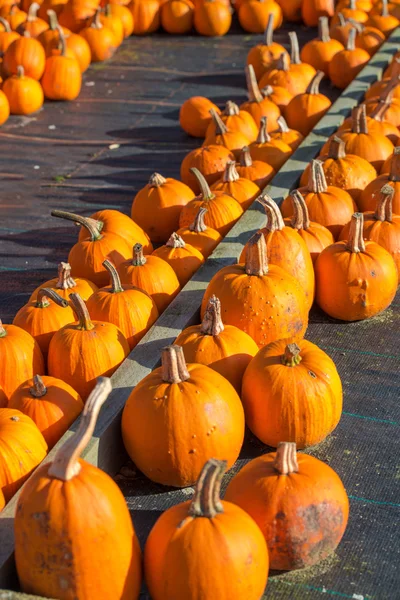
[176,207,222,258]
[236,145,275,189]
[152,232,205,287]
[30,262,97,303]
[211,161,260,211]
[359,147,400,214]
[240,64,281,130]
[246,13,288,80]
[250,116,292,172]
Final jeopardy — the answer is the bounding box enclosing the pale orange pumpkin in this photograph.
[176,207,222,258]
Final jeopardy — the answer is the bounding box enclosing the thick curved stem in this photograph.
[224,100,240,116]
[0,17,11,32]
[256,117,271,143]
[27,2,40,21]
[306,71,324,95]
[258,195,285,231]
[245,231,269,276]
[308,159,328,193]
[51,210,102,242]
[57,26,67,57]
[239,146,253,167]
[290,189,309,230]
[189,207,208,232]
[210,108,228,135]
[346,213,366,253]
[369,100,391,123]
[190,168,214,200]
[282,343,302,366]
[223,161,240,183]
[161,345,190,383]
[200,295,224,336]
[69,293,94,331]
[149,173,167,187]
[36,288,69,309]
[245,64,263,104]
[103,259,124,293]
[188,458,226,518]
[132,243,147,266]
[277,116,290,133]
[277,52,290,72]
[328,136,346,159]
[389,147,400,183]
[166,232,185,248]
[375,184,394,222]
[47,9,59,30]
[346,27,357,51]
[48,377,112,481]
[289,31,301,65]
[29,374,47,399]
[264,12,274,46]
[273,442,299,474]
[56,262,77,290]
[318,16,330,42]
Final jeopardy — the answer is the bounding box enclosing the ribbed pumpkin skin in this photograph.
[0,408,47,502]
[242,339,343,448]
[210,176,260,211]
[30,276,97,303]
[121,363,245,487]
[175,324,259,393]
[0,325,45,400]
[152,242,204,287]
[180,146,235,193]
[0,385,7,408]
[144,499,268,600]
[320,130,394,172]
[176,224,222,258]
[179,96,220,138]
[48,321,129,400]
[285,217,334,263]
[129,0,160,34]
[15,460,142,600]
[8,376,83,449]
[41,52,82,101]
[179,192,243,237]
[86,285,159,350]
[225,451,349,570]
[358,177,400,214]
[3,37,46,79]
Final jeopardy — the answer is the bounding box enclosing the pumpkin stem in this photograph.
[290,189,310,230]
[36,287,69,309]
[256,117,271,143]
[308,159,328,193]
[274,442,299,474]
[17,65,25,79]
[200,295,224,336]
[258,195,285,232]
[56,262,77,290]
[261,85,274,99]
[69,293,95,331]
[357,104,368,134]
[27,2,40,21]
[57,26,67,57]
[0,320,6,338]
[337,12,346,26]
[161,345,190,383]
[223,161,240,183]
[381,0,389,17]
[307,71,324,95]
[369,100,391,123]
[188,458,226,519]
[318,16,330,42]
[149,172,167,187]
[92,7,103,29]
[0,17,11,32]
[277,116,290,133]
[328,136,346,159]
[239,146,253,167]
[224,100,240,116]
[190,168,214,200]
[47,9,59,30]
[210,108,228,136]
[264,12,274,46]
[389,147,400,182]
[48,377,112,481]
[289,31,301,65]
[103,259,124,293]
[132,243,147,266]
[346,213,366,253]
[30,374,47,399]
[244,231,269,276]
[51,210,102,242]
[189,207,208,233]
[379,75,398,104]
[282,343,302,366]
[276,52,290,72]
[245,64,264,104]
[104,2,111,17]
[351,105,362,134]
[166,232,186,248]
[375,184,394,223]
[346,27,357,51]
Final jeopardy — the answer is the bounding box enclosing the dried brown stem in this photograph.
[161,345,190,383]
[274,442,299,474]
[200,295,225,336]
[346,212,366,253]
[188,458,226,518]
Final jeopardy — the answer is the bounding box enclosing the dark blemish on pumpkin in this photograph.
[371,270,376,277]
[276,511,286,520]
[308,371,317,378]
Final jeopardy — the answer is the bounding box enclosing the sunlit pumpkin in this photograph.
[300,16,344,75]
[210,160,260,211]
[359,147,400,214]
[236,145,275,189]
[180,144,235,193]
[246,13,288,80]
[241,64,281,130]
[152,232,205,287]
[176,207,222,258]
[30,262,98,303]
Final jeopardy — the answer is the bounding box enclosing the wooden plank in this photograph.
[1,27,400,595]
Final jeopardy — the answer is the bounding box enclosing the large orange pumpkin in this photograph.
[152,232,205,287]
[315,212,398,320]
[121,345,245,487]
[179,95,220,138]
[225,442,349,570]
[0,407,47,502]
[14,378,142,600]
[40,29,82,101]
[193,0,232,36]
[3,33,46,80]
[210,160,260,211]
[201,232,308,348]
[359,147,400,214]
[242,339,342,448]
[8,374,83,449]
[176,207,222,258]
[241,64,281,130]
[144,459,269,600]
[30,262,98,303]
[129,0,160,34]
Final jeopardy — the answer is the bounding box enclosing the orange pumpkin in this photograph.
[236,145,275,189]
[329,11,354,45]
[285,71,332,137]
[131,173,193,244]
[37,10,71,55]
[152,232,205,287]
[8,374,83,449]
[300,136,377,203]
[41,29,81,100]
[0,320,45,400]
[261,83,294,112]
[302,0,335,26]
[79,8,117,62]
[238,0,282,34]
[14,378,142,600]
[193,0,232,36]
[206,100,258,142]
[0,385,7,408]
[179,96,220,138]
[329,27,370,89]
[118,243,180,313]
[201,232,308,348]
[300,16,344,75]
[64,30,91,71]
[240,195,315,309]
[315,212,398,320]
[275,0,302,21]
[30,262,98,303]
[210,160,260,211]
[144,459,269,600]
[246,13,288,81]
[121,345,245,486]
[240,64,281,130]
[175,295,259,393]
[337,100,400,145]
[0,16,20,52]
[203,108,251,159]
[366,66,400,102]
[99,2,124,43]
[2,64,43,115]
[129,0,160,34]
[3,34,46,79]
[180,144,235,193]
[179,168,243,237]
[58,0,102,32]
[355,24,385,56]
[281,159,357,239]
[285,189,334,263]
[17,2,49,37]
[242,339,342,448]
[0,89,10,125]
[270,115,304,151]
[359,147,400,214]
[52,209,132,287]
[105,2,134,36]
[367,0,399,36]
[363,81,400,128]
[0,4,27,31]
[48,293,129,400]
[339,184,400,274]
[160,0,194,33]
[176,207,222,258]
[331,0,368,24]
[225,442,349,570]
[250,116,292,172]
[0,407,47,502]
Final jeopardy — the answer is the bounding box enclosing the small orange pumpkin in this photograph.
[99,2,124,43]
[176,207,222,258]
[261,83,294,112]
[179,96,220,138]
[129,0,160,34]
[300,16,344,75]
[285,71,332,137]
[118,243,180,313]
[8,374,83,449]
[30,263,97,303]
[367,0,399,36]
[337,100,400,145]
[0,16,20,53]
[205,100,258,142]
[3,34,46,79]
[105,2,134,36]
[0,4,27,31]
[238,0,282,34]
[355,24,385,56]
[329,11,354,45]
[276,0,302,21]
[241,64,281,130]
[152,232,205,287]
[179,168,243,237]
[180,144,235,193]
[2,65,43,115]
[41,29,82,101]
[210,160,260,210]
[250,116,292,172]
[302,0,335,27]
[236,145,275,189]
[331,0,368,24]
[80,8,117,62]
[358,147,400,214]
[193,0,232,36]
[315,212,398,320]
[203,108,251,159]
[37,10,71,55]
[329,27,370,89]
[246,13,288,81]
[64,30,91,71]
[160,0,194,33]
[270,115,304,151]
[0,89,10,125]
[363,81,400,128]
[17,2,49,37]
[225,442,349,570]
[366,63,400,101]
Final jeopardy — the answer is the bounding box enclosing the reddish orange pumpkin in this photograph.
[180,145,235,193]
[300,16,344,75]
[129,0,160,34]
[176,207,222,258]
[246,13,288,81]
[240,64,281,130]
[210,160,260,211]
[285,70,331,137]
[302,0,335,27]
[161,0,194,34]
[236,145,275,189]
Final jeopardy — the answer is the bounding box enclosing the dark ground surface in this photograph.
[0,23,399,600]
